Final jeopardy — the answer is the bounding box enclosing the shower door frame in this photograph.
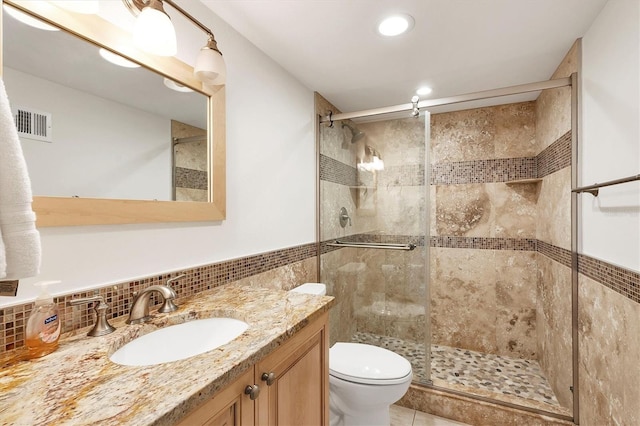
[315,73,580,424]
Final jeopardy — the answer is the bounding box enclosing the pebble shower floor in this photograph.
[352,332,566,412]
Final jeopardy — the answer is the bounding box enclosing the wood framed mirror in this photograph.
[0,0,225,226]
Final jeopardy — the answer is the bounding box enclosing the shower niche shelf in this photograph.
[505,178,542,185]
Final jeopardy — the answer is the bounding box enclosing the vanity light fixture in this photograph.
[194,36,226,85]
[99,48,141,68]
[377,14,414,37]
[131,0,177,56]
[123,0,226,85]
[3,4,59,31]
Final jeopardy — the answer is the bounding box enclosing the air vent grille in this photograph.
[11,106,52,142]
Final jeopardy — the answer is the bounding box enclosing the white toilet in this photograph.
[290,283,413,426]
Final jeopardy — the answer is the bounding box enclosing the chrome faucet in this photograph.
[126,281,180,325]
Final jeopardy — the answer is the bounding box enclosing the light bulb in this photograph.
[132,5,177,56]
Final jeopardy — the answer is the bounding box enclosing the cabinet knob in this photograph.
[244,384,260,400]
[261,372,276,386]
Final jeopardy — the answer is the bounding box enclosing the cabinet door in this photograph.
[178,368,256,426]
[256,312,329,426]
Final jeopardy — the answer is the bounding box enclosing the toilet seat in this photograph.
[329,342,412,385]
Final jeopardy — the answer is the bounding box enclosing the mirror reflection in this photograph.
[3,5,209,202]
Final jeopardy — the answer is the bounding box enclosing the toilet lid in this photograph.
[329,343,412,385]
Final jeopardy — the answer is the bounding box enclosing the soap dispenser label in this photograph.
[44,314,58,325]
[41,315,61,343]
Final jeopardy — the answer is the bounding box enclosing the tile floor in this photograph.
[390,404,470,426]
[353,332,564,412]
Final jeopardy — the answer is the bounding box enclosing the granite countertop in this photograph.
[0,283,334,425]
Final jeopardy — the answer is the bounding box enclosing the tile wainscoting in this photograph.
[0,243,317,354]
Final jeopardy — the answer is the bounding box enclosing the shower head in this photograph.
[342,123,365,143]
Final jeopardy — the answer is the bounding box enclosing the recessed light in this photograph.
[377,14,414,37]
[3,4,59,31]
[416,86,433,96]
[99,48,140,68]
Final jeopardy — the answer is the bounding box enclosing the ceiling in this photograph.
[200,0,608,115]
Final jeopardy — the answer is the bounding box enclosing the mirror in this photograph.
[0,0,226,226]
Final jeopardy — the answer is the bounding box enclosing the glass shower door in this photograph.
[318,115,430,385]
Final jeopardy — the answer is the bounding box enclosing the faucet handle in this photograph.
[69,295,116,337]
[158,274,184,313]
[166,274,186,287]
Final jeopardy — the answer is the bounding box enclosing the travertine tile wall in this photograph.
[430,101,541,359]
[578,273,640,425]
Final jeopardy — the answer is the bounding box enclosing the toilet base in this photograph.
[330,405,391,426]
[329,373,411,426]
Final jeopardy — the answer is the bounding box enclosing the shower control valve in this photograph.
[339,207,352,228]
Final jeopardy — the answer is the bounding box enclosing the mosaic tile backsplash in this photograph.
[0,243,316,354]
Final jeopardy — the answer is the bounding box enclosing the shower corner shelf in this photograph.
[505,178,542,185]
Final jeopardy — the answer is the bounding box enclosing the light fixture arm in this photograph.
[123,0,222,54]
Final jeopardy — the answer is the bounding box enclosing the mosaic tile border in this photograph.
[431,157,537,185]
[578,254,640,304]
[537,131,572,178]
[431,236,537,251]
[430,130,572,185]
[537,240,572,268]
[0,243,317,354]
[175,167,208,190]
[319,154,357,187]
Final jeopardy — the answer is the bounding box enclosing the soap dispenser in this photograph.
[25,281,62,359]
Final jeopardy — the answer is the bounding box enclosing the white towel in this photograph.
[0,78,41,280]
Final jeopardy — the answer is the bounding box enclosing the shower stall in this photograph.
[317,75,577,422]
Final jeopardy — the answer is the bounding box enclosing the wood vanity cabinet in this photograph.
[178,312,329,426]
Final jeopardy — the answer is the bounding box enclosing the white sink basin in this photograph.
[110,318,248,366]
